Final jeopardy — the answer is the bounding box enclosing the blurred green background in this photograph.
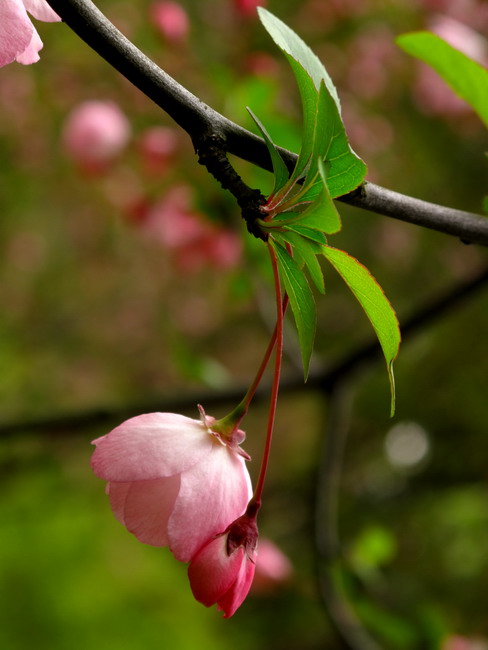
[1,1,487,648]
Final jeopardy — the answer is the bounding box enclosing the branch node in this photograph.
[194,132,268,242]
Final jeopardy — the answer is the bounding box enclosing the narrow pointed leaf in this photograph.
[274,231,325,293]
[322,246,401,415]
[272,241,317,379]
[258,9,367,197]
[300,160,342,233]
[258,7,341,109]
[285,225,328,245]
[397,31,488,128]
[247,107,290,194]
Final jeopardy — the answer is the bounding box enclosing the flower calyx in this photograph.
[198,404,251,460]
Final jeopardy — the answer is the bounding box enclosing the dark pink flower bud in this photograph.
[62,100,131,173]
[0,0,60,67]
[91,408,252,563]
[188,514,258,617]
[150,1,189,44]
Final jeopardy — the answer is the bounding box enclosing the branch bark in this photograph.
[45,0,488,245]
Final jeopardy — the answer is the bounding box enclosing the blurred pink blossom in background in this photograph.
[150,1,189,44]
[233,0,266,19]
[441,635,488,650]
[62,100,131,173]
[137,126,179,174]
[91,409,252,562]
[188,513,258,617]
[141,185,243,273]
[251,538,292,593]
[414,15,488,118]
[0,0,60,67]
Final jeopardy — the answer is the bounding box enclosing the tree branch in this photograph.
[45,0,488,245]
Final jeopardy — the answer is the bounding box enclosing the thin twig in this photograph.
[45,0,488,245]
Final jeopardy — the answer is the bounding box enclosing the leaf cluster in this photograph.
[253,9,401,414]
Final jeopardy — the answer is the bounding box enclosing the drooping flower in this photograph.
[0,0,60,68]
[91,407,252,563]
[188,512,258,618]
[62,100,131,173]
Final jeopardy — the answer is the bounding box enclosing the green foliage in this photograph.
[257,8,367,198]
[247,108,290,195]
[272,241,317,379]
[321,246,400,415]
[397,31,488,129]
[256,11,398,408]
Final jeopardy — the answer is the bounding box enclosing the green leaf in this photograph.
[272,240,317,379]
[274,232,325,294]
[258,7,341,109]
[287,60,319,184]
[285,225,328,245]
[300,159,342,233]
[321,246,401,415]
[247,107,290,194]
[397,31,488,129]
[258,8,367,197]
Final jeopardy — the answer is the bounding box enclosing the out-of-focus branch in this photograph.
[45,0,488,245]
[314,385,382,650]
[2,265,488,438]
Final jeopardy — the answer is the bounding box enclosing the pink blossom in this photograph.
[143,186,207,249]
[188,513,258,617]
[62,100,131,173]
[232,0,265,18]
[0,0,60,67]
[150,1,189,44]
[251,538,292,593]
[138,126,179,174]
[91,408,252,563]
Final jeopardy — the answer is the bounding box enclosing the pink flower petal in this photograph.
[122,475,181,546]
[91,413,213,482]
[218,553,255,618]
[23,0,60,22]
[168,445,252,562]
[15,24,43,64]
[188,535,244,606]
[107,481,131,525]
[0,0,33,67]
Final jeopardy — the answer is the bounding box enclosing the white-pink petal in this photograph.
[168,445,252,562]
[91,413,213,482]
[23,0,60,22]
[107,481,131,525]
[15,24,43,64]
[122,476,180,547]
[0,0,33,67]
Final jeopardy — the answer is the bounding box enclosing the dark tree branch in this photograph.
[45,0,488,245]
[2,264,488,438]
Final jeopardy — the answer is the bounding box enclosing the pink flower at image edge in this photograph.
[91,408,252,563]
[0,0,60,67]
